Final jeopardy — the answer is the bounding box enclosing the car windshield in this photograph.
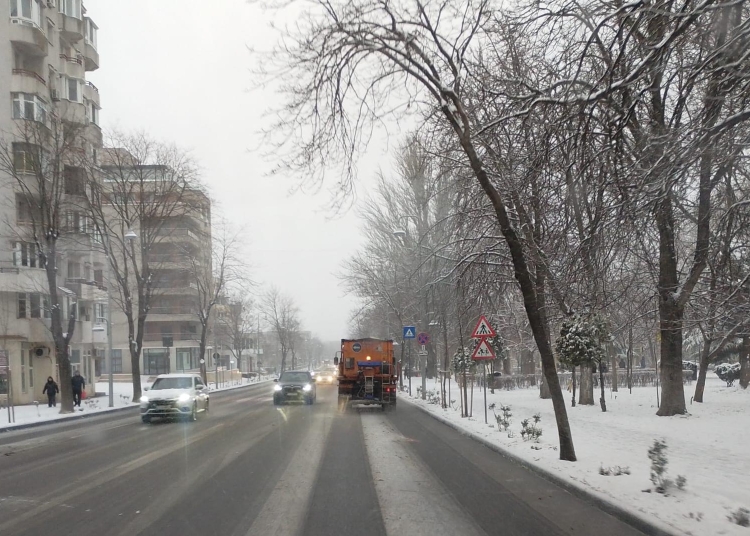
[279,372,310,383]
[151,377,192,390]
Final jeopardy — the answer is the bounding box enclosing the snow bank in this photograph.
[401,376,749,536]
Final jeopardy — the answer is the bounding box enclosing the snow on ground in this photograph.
[0,375,273,431]
[402,375,749,536]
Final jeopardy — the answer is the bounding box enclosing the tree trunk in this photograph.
[56,340,74,413]
[610,344,618,393]
[571,366,576,407]
[454,111,576,460]
[656,299,687,415]
[693,337,712,403]
[579,364,595,405]
[503,356,511,375]
[599,364,607,412]
[739,336,750,390]
[130,313,146,403]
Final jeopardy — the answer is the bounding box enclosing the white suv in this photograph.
[140,373,209,423]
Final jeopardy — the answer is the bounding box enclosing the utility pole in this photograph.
[107,297,113,407]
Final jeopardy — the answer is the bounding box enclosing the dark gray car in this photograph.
[273,370,317,405]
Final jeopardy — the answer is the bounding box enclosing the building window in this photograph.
[13,241,39,268]
[94,269,104,285]
[64,166,86,195]
[143,348,170,375]
[29,293,41,318]
[18,293,27,318]
[62,76,83,103]
[21,350,26,393]
[85,18,97,48]
[70,349,80,364]
[12,143,39,174]
[67,260,81,278]
[12,93,47,124]
[95,303,106,323]
[60,0,81,19]
[10,0,42,28]
[108,349,123,374]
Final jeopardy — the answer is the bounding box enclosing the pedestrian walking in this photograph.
[72,371,86,407]
[43,376,59,407]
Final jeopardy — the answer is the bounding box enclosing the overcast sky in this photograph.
[85,0,393,342]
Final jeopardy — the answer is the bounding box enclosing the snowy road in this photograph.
[0,383,647,536]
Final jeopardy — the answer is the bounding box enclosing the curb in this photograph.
[0,380,273,434]
[400,396,679,536]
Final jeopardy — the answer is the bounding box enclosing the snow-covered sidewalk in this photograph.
[401,375,749,536]
[1,375,273,431]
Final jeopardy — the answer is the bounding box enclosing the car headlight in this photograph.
[273,384,283,392]
[303,384,312,392]
[178,393,191,403]
[327,376,333,382]
[140,396,149,403]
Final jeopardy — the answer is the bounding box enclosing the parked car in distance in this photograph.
[273,370,317,405]
[140,373,209,423]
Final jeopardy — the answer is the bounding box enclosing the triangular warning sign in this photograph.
[471,315,496,338]
[471,339,496,361]
[405,328,414,337]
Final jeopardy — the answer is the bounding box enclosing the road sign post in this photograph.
[470,316,496,425]
[403,326,415,394]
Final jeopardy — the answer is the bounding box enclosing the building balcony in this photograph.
[10,69,47,95]
[143,331,200,343]
[59,53,85,79]
[9,19,48,57]
[57,99,87,124]
[0,265,48,292]
[83,81,100,107]
[84,41,99,71]
[60,13,84,42]
[152,283,199,296]
[65,278,107,301]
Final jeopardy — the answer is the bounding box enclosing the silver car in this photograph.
[140,373,210,423]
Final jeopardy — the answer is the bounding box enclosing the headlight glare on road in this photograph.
[273,384,283,392]
[178,393,191,403]
[303,384,312,392]
[140,396,148,403]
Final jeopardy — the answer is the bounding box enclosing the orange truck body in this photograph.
[337,338,397,409]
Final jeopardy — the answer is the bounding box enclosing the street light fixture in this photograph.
[124,229,137,241]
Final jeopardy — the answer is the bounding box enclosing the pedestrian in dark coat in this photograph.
[71,371,86,407]
[43,377,59,407]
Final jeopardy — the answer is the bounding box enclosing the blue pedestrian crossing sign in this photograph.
[403,326,416,339]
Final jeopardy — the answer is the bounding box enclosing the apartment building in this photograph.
[92,152,213,379]
[0,0,103,405]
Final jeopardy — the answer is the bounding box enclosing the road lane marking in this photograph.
[361,413,484,536]
[243,410,334,536]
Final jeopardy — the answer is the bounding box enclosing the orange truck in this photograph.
[335,338,398,410]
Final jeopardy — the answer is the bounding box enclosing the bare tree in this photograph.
[0,118,88,413]
[261,287,301,373]
[264,0,577,459]
[187,221,244,382]
[83,131,204,402]
[219,292,256,374]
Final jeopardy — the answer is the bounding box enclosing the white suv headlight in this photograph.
[178,393,191,403]
[273,384,282,392]
[140,396,149,403]
[303,384,312,392]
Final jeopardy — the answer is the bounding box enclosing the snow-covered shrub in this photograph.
[728,507,750,527]
[648,439,669,492]
[555,314,609,369]
[599,465,631,476]
[492,404,512,431]
[520,415,542,442]
[715,363,741,387]
[647,439,686,493]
